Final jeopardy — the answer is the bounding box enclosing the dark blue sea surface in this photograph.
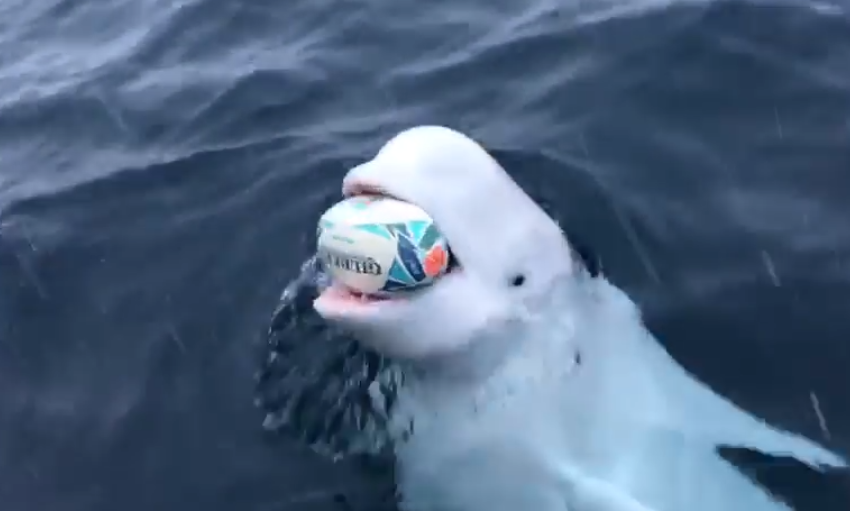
[1,0,849,510]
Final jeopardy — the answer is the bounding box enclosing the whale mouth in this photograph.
[342,182,402,202]
[316,180,460,308]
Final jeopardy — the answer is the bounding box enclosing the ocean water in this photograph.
[1,0,849,510]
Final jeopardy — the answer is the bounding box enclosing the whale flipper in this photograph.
[570,281,846,511]
[638,329,845,469]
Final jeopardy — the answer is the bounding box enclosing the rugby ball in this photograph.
[316,195,450,295]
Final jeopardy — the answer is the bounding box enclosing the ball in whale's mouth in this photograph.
[316,181,460,306]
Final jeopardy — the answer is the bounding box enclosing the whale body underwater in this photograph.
[256,126,847,511]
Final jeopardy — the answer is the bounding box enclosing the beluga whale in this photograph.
[257,126,846,511]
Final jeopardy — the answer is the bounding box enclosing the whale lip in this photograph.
[342,180,398,201]
[316,281,408,311]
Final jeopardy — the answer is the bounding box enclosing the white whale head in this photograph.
[314,125,579,361]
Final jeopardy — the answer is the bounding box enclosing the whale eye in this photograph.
[510,274,526,287]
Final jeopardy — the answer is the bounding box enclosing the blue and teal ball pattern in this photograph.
[318,219,449,292]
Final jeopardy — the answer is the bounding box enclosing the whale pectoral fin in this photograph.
[711,417,847,471]
[642,337,847,470]
[670,378,845,469]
